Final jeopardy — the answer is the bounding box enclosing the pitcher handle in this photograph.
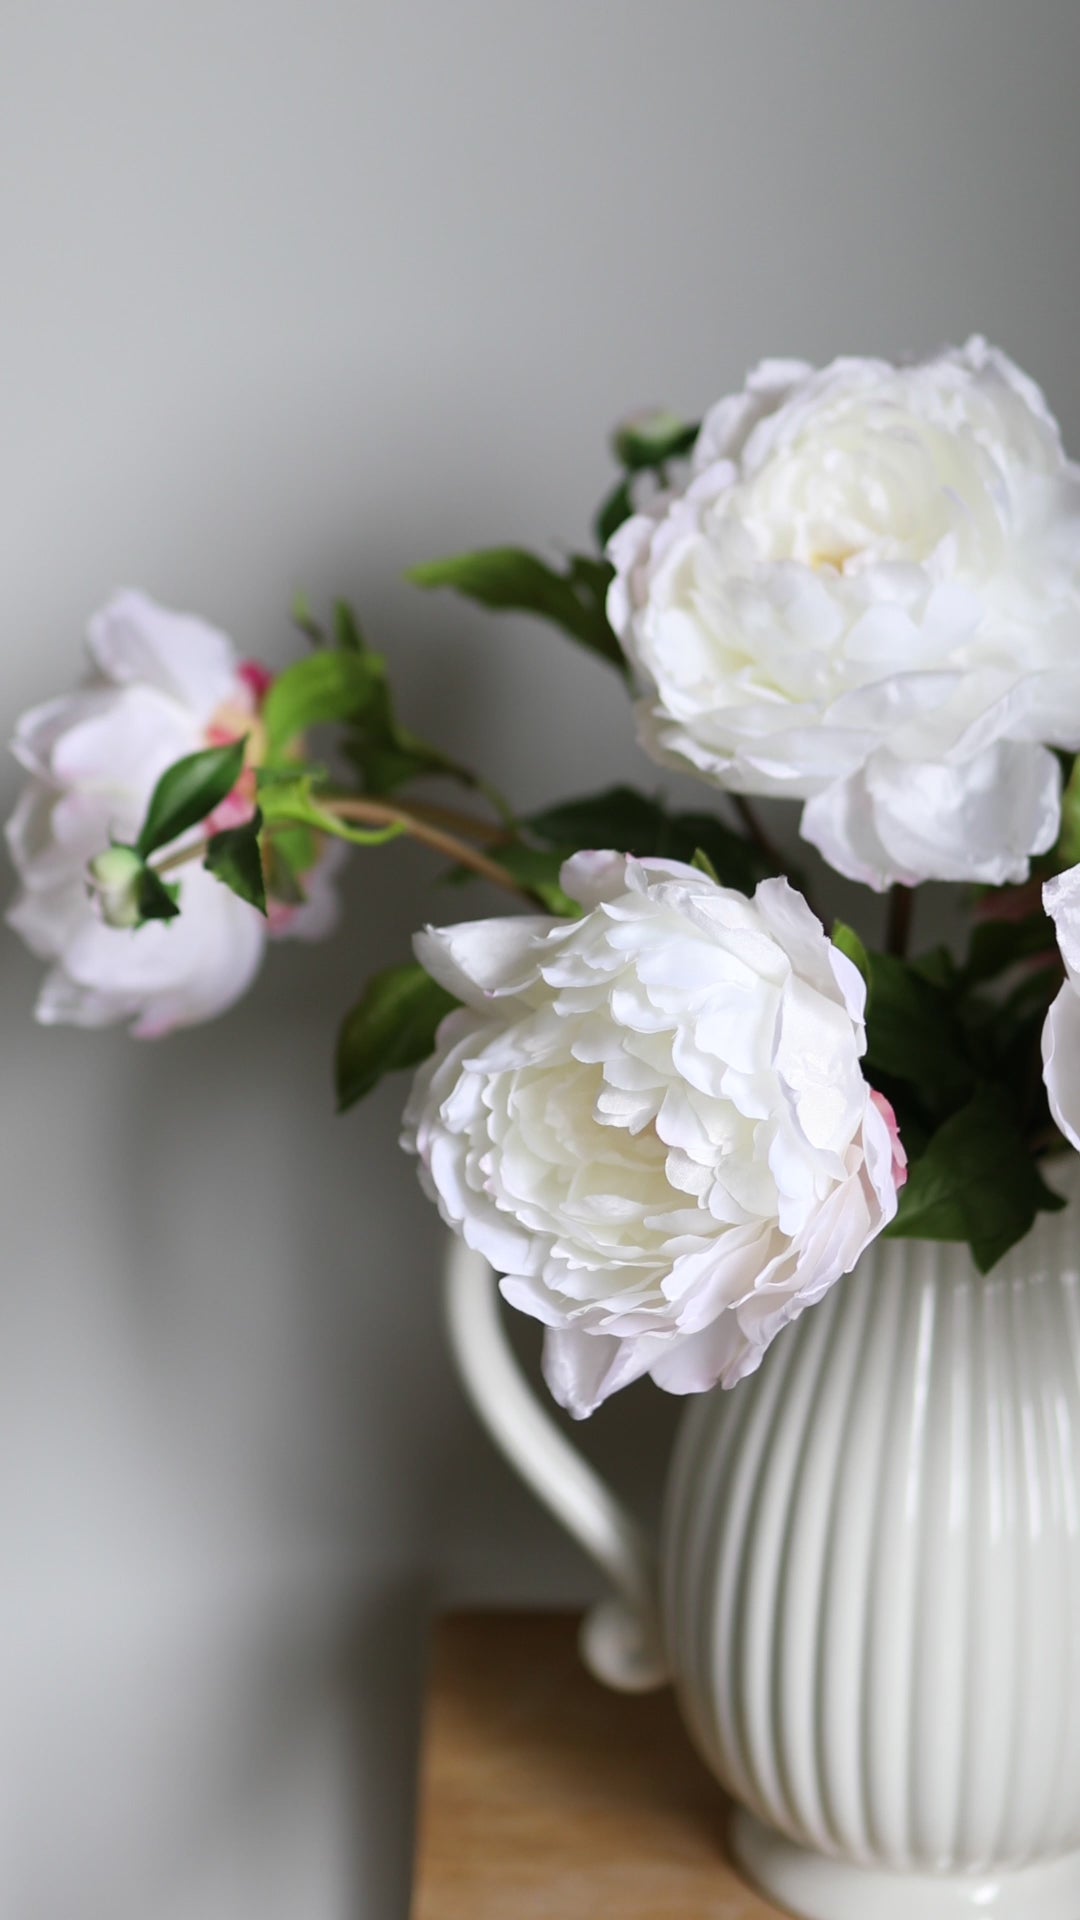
[443,1236,669,1692]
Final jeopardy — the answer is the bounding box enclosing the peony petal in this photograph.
[1042,981,1080,1153]
[414,915,555,1006]
[87,590,239,720]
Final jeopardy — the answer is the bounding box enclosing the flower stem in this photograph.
[152,796,534,905]
[732,795,784,873]
[325,798,529,898]
[885,884,914,958]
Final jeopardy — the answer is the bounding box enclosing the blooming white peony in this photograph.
[1041,865,1080,1150]
[7,590,340,1036]
[608,338,1080,891]
[403,852,905,1417]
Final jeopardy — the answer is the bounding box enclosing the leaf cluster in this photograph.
[837,911,1065,1271]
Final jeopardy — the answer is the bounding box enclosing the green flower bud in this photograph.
[87,845,147,929]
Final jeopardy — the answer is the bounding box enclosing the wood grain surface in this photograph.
[410,1612,788,1918]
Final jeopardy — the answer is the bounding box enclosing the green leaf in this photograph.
[135,863,182,923]
[527,785,774,893]
[887,1088,1066,1273]
[136,739,247,860]
[341,657,472,794]
[488,844,578,915]
[263,837,307,906]
[831,920,870,985]
[336,964,459,1111]
[333,600,365,653]
[691,847,720,883]
[263,650,383,751]
[862,951,975,1103]
[962,913,1057,987]
[292,592,325,647]
[408,547,627,674]
[594,477,635,549]
[204,811,267,914]
[612,411,699,471]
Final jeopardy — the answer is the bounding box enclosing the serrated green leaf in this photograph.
[886,1088,1065,1272]
[136,739,247,860]
[263,650,383,751]
[204,811,267,914]
[408,547,627,674]
[336,963,459,1111]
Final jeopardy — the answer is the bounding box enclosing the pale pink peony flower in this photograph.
[7,591,340,1035]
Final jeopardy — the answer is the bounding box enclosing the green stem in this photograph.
[731,795,784,873]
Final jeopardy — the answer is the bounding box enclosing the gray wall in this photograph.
[2,4,1078,1915]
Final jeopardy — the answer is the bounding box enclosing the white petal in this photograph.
[540,1325,658,1419]
[414,915,555,1006]
[559,849,631,909]
[58,863,266,1036]
[1043,982,1080,1153]
[50,684,201,806]
[87,590,239,720]
[1045,863,1080,985]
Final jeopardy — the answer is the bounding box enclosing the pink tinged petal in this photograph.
[51,685,202,802]
[1042,982,1080,1153]
[86,590,240,720]
[413,916,556,1007]
[238,660,274,704]
[869,1090,908,1192]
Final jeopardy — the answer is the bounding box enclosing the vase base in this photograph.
[729,1807,1080,1920]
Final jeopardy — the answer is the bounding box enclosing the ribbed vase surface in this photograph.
[661,1169,1080,1915]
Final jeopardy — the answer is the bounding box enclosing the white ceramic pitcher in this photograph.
[443,1156,1080,1919]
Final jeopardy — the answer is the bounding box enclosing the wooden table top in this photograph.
[410,1611,787,1918]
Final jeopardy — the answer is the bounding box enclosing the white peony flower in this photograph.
[403,852,904,1417]
[608,338,1080,891]
[1041,865,1080,1150]
[7,590,340,1036]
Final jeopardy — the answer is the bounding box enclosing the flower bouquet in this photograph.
[12,338,1080,1918]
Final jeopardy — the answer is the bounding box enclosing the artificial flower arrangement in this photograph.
[11,337,1080,1421]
